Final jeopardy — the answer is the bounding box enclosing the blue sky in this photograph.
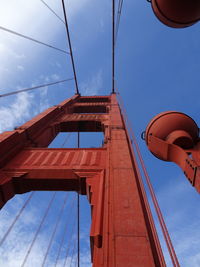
[0,0,200,266]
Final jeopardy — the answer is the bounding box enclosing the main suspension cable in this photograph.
[0,26,69,54]
[0,192,35,247]
[21,192,56,267]
[0,78,74,98]
[40,0,65,24]
[61,0,80,95]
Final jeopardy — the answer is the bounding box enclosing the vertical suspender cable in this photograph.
[112,0,115,93]
[21,192,56,267]
[61,0,80,95]
[0,192,35,247]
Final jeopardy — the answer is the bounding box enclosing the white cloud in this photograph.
[100,19,105,32]
[51,73,60,81]
[67,0,91,17]
[0,43,25,62]
[0,192,92,267]
[55,62,61,68]
[152,176,200,266]
[0,71,65,133]
[17,65,24,71]
[0,92,33,132]
[80,69,103,95]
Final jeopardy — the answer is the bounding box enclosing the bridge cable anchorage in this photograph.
[112,0,116,94]
[0,78,74,98]
[61,0,80,95]
[0,26,70,54]
[54,196,76,267]
[116,89,180,267]
[0,192,35,247]
[21,192,57,267]
[40,0,65,24]
[63,209,77,267]
[41,193,69,267]
[115,0,124,45]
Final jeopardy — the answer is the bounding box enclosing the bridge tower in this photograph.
[0,93,165,266]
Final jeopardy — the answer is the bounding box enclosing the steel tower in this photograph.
[0,94,165,266]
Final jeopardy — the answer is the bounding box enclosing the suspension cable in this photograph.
[0,26,69,54]
[21,192,56,267]
[64,234,77,267]
[0,78,74,98]
[54,196,76,267]
[40,0,65,24]
[61,133,72,148]
[115,0,124,45]
[63,209,77,267]
[69,237,77,267]
[112,0,115,94]
[61,0,80,95]
[132,134,180,267]
[0,192,35,247]
[116,90,180,267]
[41,193,69,267]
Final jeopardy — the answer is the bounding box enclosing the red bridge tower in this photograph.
[0,94,165,266]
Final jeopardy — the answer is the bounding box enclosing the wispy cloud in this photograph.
[0,92,33,132]
[0,192,92,267]
[0,43,25,61]
[152,176,200,266]
[80,69,103,95]
[0,71,65,133]
[17,65,24,71]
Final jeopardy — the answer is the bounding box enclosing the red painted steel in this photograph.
[146,111,200,193]
[151,0,200,28]
[0,94,165,266]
